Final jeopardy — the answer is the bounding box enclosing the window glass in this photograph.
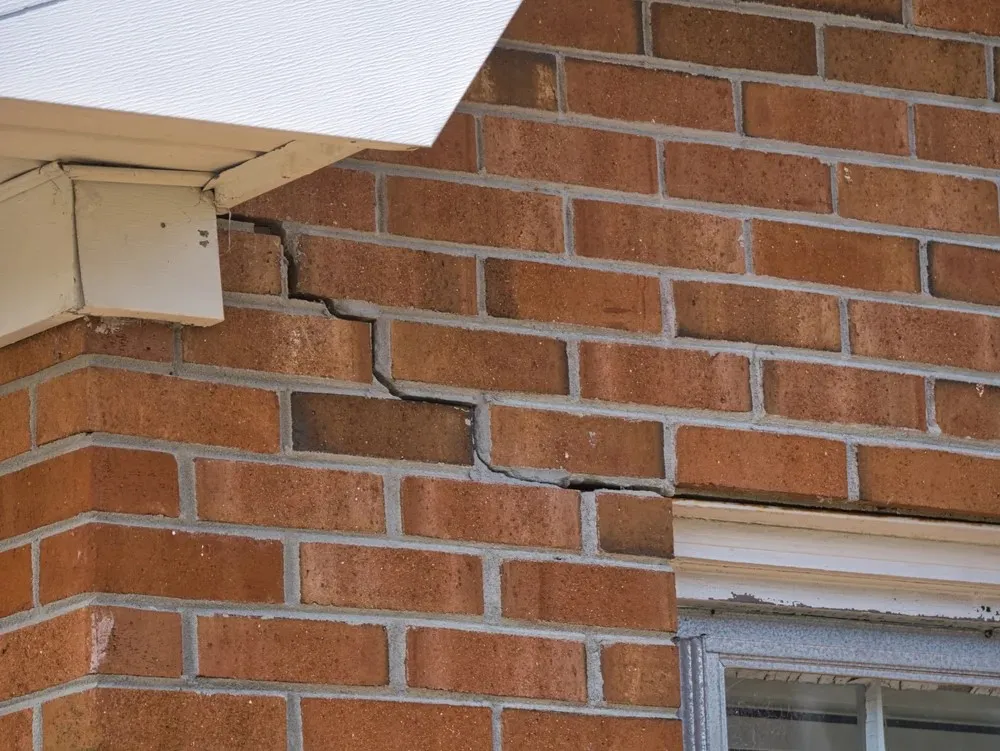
[884,684,1000,751]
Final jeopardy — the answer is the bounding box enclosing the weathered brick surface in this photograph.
[503,709,682,751]
[503,0,641,53]
[753,0,901,21]
[602,643,681,707]
[916,106,1000,171]
[935,381,1000,441]
[358,113,477,171]
[0,710,31,751]
[234,167,374,229]
[0,391,30,461]
[0,546,32,617]
[912,0,1000,35]
[465,50,558,110]
[217,230,283,295]
[929,243,1000,306]
[596,493,673,558]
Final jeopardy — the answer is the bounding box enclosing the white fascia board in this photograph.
[0,0,522,148]
[673,500,1000,622]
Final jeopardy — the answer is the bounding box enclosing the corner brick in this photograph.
[503,709,682,751]
[0,546,32,618]
[0,391,30,461]
[233,166,374,230]
[464,49,558,110]
[356,113,477,172]
[930,242,1000,306]
[596,492,673,558]
[602,643,681,707]
[502,0,642,53]
[935,381,1000,441]
[217,230,283,295]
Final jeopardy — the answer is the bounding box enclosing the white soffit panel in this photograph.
[0,0,522,148]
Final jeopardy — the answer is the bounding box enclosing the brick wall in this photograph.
[4,0,1000,747]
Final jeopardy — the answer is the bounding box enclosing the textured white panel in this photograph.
[0,0,522,147]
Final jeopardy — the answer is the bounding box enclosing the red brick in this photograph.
[356,113,477,171]
[748,0,901,21]
[825,27,985,98]
[234,167,374,230]
[198,616,387,685]
[391,321,568,394]
[183,307,372,381]
[850,301,1000,372]
[565,59,733,131]
[0,391,30,461]
[675,426,848,501]
[580,341,751,412]
[666,143,832,213]
[503,709,681,751]
[483,117,658,193]
[294,235,478,315]
[0,318,173,386]
[302,699,491,751]
[913,0,1000,35]
[292,393,473,465]
[858,446,1000,519]
[597,492,673,558]
[503,0,641,53]
[916,106,1000,171]
[930,243,1000,306]
[752,221,920,293]
[0,546,31,617]
[652,5,816,75]
[502,560,676,630]
[674,282,841,351]
[0,608,181,701]
[36,368,280,453]
[490,405,665,478]
[936,381,1000,441]
[43,689,286,750]
[400,476,581,549]
[217,230,283,295]
[743,83,908,155]
[485,259,661,333]
[301,543,483,615]
[465,49,558,110]
[602,643,680,708]
[387,177,563,252]
[407,628,586,701]
[0,710,31,751]
[196,459,384,533]
[40,524,284,604]
[573,200,744,272]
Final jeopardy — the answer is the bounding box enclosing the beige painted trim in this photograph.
[63,164,213,187]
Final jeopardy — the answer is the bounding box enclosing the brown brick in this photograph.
[0,710,31,751]
[573,201,744,273]
[565,59,733,131]
[916,106,1000,170]
[391,321,568,394]
[666,143,832,213]
[217,230,283,295]
[502,561,676,630]
[387,177,563,253]
[930,243,1000,306]
[0,447,178,541]
[490,406,665,478]
[580,341,751,412]
[196,459,384,533]
[0,546,32,617]
[743,83,908,155]
[764,361,926,429]
[198,616,387,685]
[485,259,661,333]
[302,699,492,751]
[675,426,848,501]
[503,0,641,53]
[183,307,372,381]
[504,709,681,751]
[652,5,816,75]
[0,391,29,461]
[234,166,374,230]
[748,0,901,21]
[356,113,477,171]
[858,445,1000,519]
[292,393,473,465]
[294,235,477,315]
[825,27,985,98]
[602,644,680,708]
[0,318,174,386]
[301,543,483,615]
[465,49,558,110]
[40,524,284,604]
[597,493,673,558]
[850,301,1000,372]
[674,282,841,351]
[913,0,1000,35]
[401,476,581,549]
[0,608,181,701]
[36,368,280,453]
[936,380,1000,441]
[752,221,920,293]
[43,689,286,750]
[407,628,586,701]
[483,117,658,193]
